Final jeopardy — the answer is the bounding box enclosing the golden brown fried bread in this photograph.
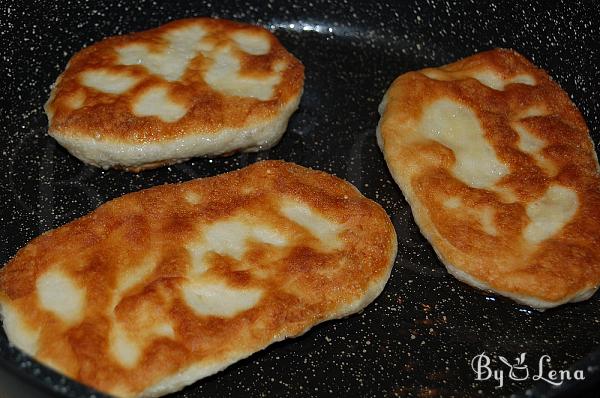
[45,18,304,171]
[0,161,397,397]
[378,48,600,309]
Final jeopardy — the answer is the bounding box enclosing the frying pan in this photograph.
[1,0,599,397]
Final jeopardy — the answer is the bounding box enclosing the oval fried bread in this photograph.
[0,160,397,397]
[378,48,600,309]
[44,18,304,171]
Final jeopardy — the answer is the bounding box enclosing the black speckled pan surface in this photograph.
[1,0,599,397]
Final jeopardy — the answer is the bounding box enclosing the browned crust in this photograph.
[45,18,305,143]
[0,160,396,396]
[379,48,600,304]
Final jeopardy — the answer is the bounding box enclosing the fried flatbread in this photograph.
[0,160,397,397]
[378,48,600,309]
[45,18,304,171]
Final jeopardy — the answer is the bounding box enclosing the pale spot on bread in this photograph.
[133,86,187,122]
[204,47,282,100]
[114,256,157,303]
[442,197,497,236]
[118,25,211,82]
[422,68,535,91]
[508,74,536,86]
[117,24,282,101]
[478,207,498,236]
[469,71,507,90]
[493,186,518,204]
[280,200,344,250]
[518,105,548,119]
[36,269,86,324]
[187,245,211,276]
[515,124,545,153]
[110,317,176,368]
[66,91,86,110]
[232,31,271,55]
[207,221,286,260]
[524,185,578,244]
[443,197,462,209]
[0,304,40,355]
[110,323,141,368]
[153,323,175,338]
[182,282,262,317]
[421,99,508,190]
[80,69,140,94]
[513,122,557,176]
[184,191,202,205]
[186,219,287,277]
[471,71,536,90]
[109,254,175,368]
